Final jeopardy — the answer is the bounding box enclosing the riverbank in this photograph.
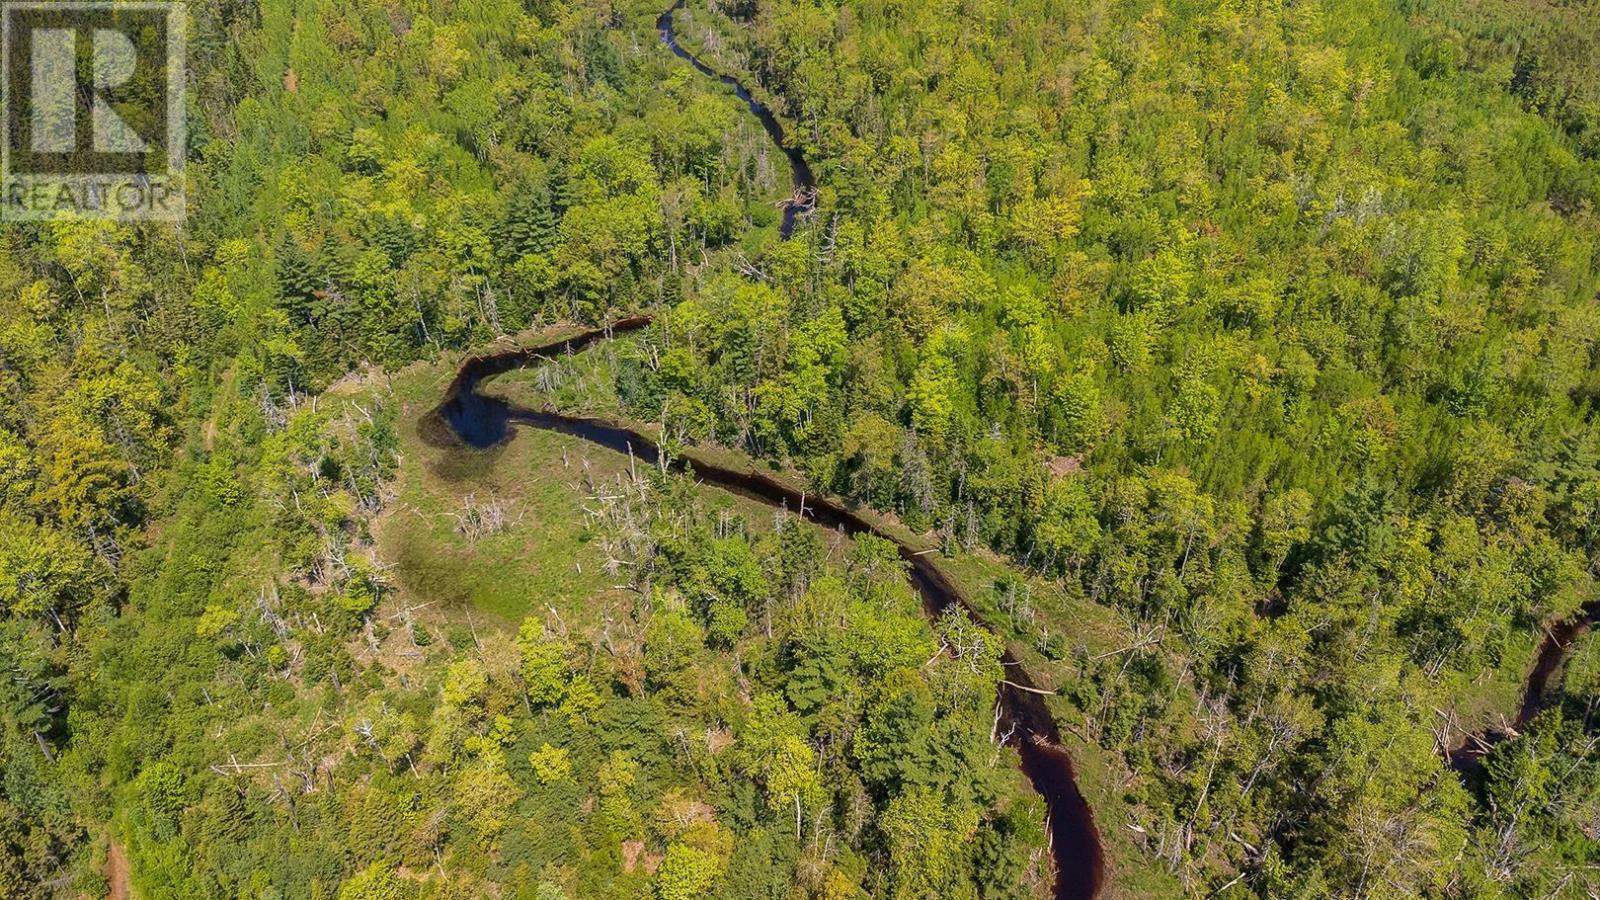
[429,318,1110,897]
[472,319,1191,896]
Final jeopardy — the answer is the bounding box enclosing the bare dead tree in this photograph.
[449,493,522,540]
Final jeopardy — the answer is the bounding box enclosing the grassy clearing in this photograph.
[383,327,1135,685]
[1437,642,1543,733]
[493,332,1135,658]
[371,330,819,629]
[373,342,629,627]
[377,329,1185,895]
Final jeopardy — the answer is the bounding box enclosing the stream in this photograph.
[657,0,817,238]
[418,3,1600,880]
[1450,598,1600,771]
[422,3,1107,891]
[427,320,1106,899]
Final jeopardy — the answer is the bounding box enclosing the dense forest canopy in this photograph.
[0,0,1597,897]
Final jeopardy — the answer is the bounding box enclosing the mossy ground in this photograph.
[373,336,627,627]
[375,326,1595,900]
[372,329,806,628]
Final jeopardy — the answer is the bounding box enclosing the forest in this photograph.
[0,0,1598,897]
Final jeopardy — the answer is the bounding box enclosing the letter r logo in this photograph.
[91,28,149,153]
[28,26,148,153]
[1,1,185,221]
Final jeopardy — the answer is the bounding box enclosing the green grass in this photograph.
[375,349,628,626]
[373,332,812,629]
[382,329,1182,896]
[1567,627,1600,697]
[1056,730,1185,900]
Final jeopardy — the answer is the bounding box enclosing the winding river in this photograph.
[657,0,817,237]
[415,2,1600,888]
[426,319,1106,900]
[421,8,1107,893]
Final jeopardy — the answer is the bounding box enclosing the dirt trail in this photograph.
[106,840,130,900]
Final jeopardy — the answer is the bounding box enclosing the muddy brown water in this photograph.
[1450,598,1600,772]
[426,320,1106,899]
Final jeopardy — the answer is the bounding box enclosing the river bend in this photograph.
[428,320,1106,899]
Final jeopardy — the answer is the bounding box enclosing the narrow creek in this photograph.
[421,0,1600,877]
[426,320,1106,900]
[421,4,1108,893]
[657,0,817,237]
[1515,600,1599,727]
[1450,598,1600,771]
